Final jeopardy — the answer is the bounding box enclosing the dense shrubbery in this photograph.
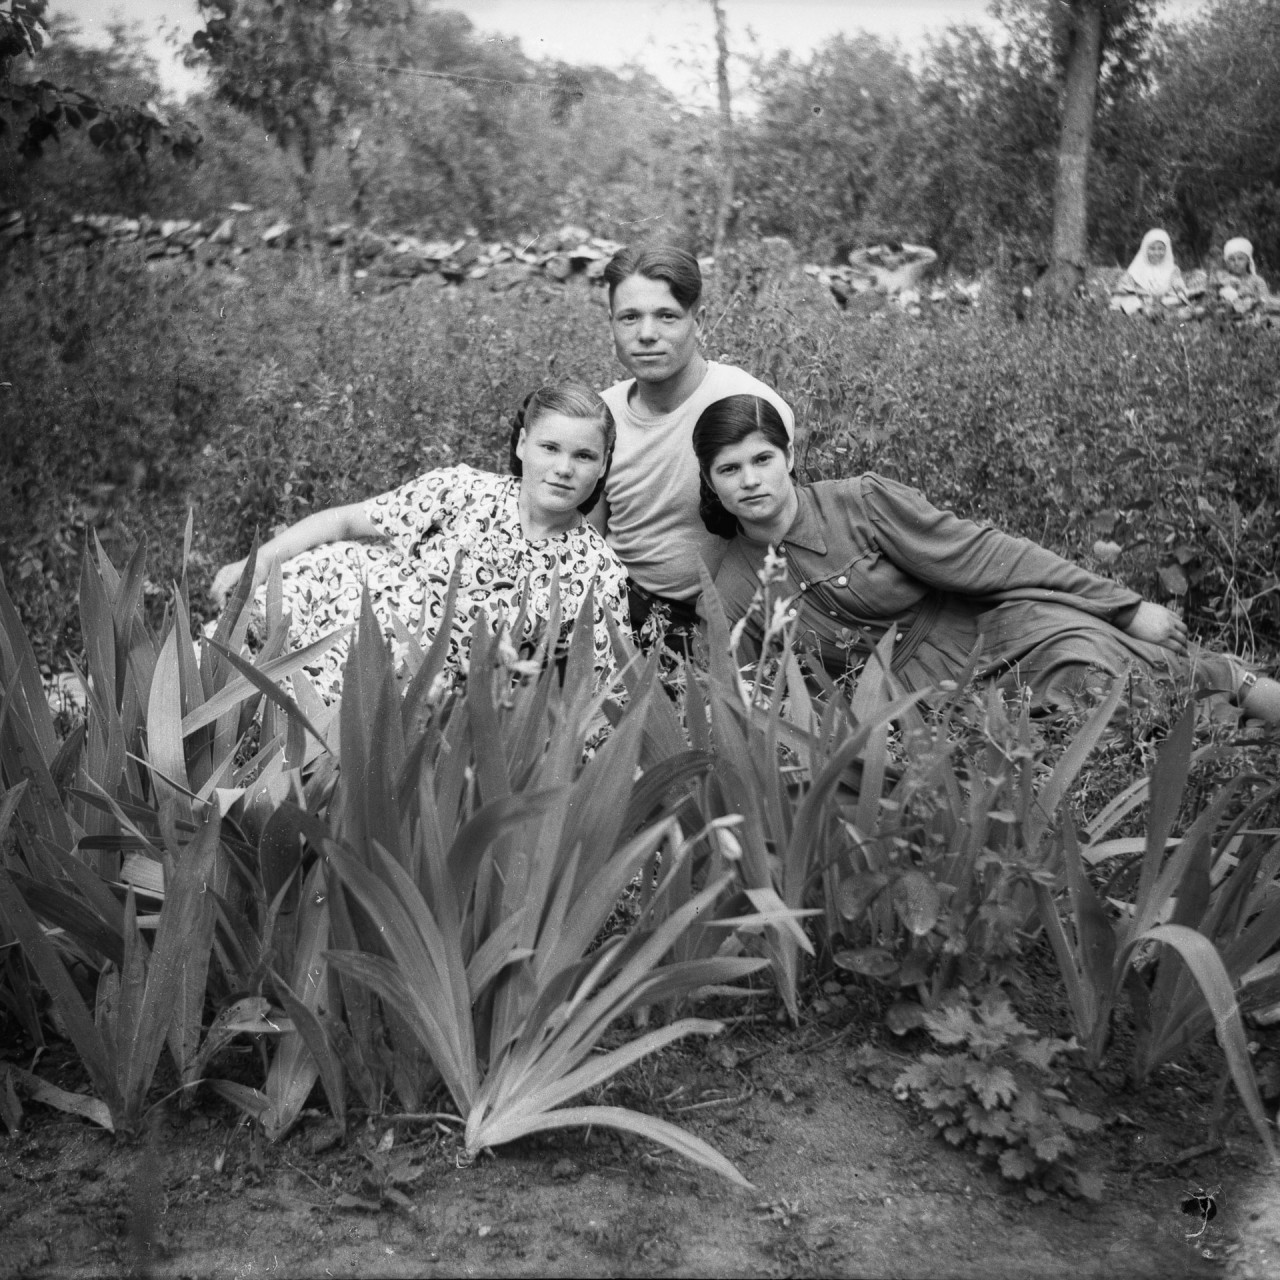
[3,243,1278,672]
[2,521,1279,1192]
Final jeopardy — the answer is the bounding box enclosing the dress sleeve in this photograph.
[363,465,477,552]
[860,474,1142,621]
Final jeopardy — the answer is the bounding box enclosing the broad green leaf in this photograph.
[145,628,191,820]
[833,948,899,979]
[471,1101,751,1188]
[3,1064,113,1133]
[891,870,942,937]
[835,871,890,922]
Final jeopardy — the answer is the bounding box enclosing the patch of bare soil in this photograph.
[4,1015,1279,1280]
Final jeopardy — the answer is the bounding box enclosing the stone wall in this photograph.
[0,204,985,314]
[0,205,626,293]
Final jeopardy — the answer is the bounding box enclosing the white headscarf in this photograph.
[1125,229,1179,296]
[1223,237,1258,275]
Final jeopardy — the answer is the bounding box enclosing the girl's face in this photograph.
[707,430,795,525]
[1225,251,1250,276]
[1146,240,1168,265]
[516,412,607,521]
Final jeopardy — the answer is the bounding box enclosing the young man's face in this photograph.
[609,274,703,388]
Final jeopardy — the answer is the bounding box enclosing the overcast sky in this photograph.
[50,0,1208,103]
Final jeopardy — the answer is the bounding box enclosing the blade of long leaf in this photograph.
[469,1102,752,1188]
[479,1015,726,1131]
[325,846,477,1109]
[207,1079,271,1121]
[0,865,120,1114]
[271,971,346,1134]
[533,819,676,983]
[7,872,125,968]
[3,1064,114,1132]
[502,866,726,1098]
[146,628,192,819]
[199,637,334,754]
[1061,822,1118,1024]
[1131,776,1245,944]
[0,779,28,842]
[1133,705,1196,921]
[1124,924,1277,1163]
[1026,675,1124,856]
[262,865,340,1140]
[120,802,220,1123]
[464,910,532,1001]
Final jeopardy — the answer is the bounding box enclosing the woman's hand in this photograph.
[210,556,258,610]
[1124,601,1189,655]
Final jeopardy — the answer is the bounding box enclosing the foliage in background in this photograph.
[0,0,198,175]
[5,1,1280,270]
[2,245,1278,674]
[1134,0,1280,267]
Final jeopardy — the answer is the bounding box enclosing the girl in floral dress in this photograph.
[210,383,629,701]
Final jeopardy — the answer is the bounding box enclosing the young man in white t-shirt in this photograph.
[593,244,795,648]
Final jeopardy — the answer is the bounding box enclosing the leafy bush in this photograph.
[849,992,1105,1203]
[1032,703,1280,1159]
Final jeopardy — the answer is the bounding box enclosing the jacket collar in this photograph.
[779,485,828,555]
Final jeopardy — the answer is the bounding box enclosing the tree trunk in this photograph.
[1039,0,1103,308]
[710,0,735,260]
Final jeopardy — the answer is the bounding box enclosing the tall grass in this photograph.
[3,241,1278,670]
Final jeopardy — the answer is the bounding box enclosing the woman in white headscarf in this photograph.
[1110,229,1189,315]
[1212,236,1270,306]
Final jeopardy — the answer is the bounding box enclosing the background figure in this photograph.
[847,241,938,296]
[1110,229,1189,315]
[1212,236,1271,311]
[210,383,629,701]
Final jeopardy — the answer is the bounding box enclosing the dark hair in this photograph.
[603,243,703,311]
[691,395,792,539]
[508,381,616,515]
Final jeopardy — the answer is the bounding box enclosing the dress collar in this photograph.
[778,485,827,555]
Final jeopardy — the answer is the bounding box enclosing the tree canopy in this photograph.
[0,0,198,162]
[4,0,1279,276]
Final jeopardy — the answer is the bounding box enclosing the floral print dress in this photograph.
[262,465,629,701]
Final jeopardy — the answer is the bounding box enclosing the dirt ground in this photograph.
[4,1014,1280,1280]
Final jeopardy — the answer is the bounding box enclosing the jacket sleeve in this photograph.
[859,474,1143,623]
